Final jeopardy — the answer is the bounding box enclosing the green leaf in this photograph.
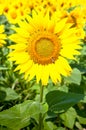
[30,103,48,123]
[75,122,83,130]
[0,126,12,130]
[57,85,68,93]
[0,106,4,111]
[0,100,41,129]
[69,84,84,94]
[44,121,57,130]
[0,87,20,101]
[65,68,81,85]
[56,127,65,130]
[32,126,38,130]
[77,116,86,124]
[46,90,84,112]
[0,67,8,71]
[0,90,6,101]
[83,95,86,103]
[60,107,77,129]
[25,101,41,124]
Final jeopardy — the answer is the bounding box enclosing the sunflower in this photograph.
[0,0,27,24]
[66,6,85,39]
[6,7,26,24]
[0,0,12,15]
[0,25,6,47]
[8,10,82,85]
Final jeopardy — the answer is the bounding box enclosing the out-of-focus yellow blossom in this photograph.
[0,0,28,24]
[0,25,6,47]
[66,7,85,38]
[0,0,86,25]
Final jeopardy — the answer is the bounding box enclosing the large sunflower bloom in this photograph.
[8,11,82,85]
[0,25,6,47]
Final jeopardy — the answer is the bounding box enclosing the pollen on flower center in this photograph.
[28,32,61,65]
[36,38,54,57]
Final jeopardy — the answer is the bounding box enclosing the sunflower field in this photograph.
[0,0,86,130]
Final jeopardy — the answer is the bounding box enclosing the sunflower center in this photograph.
[36,38,54,57]
[11,12,17,19]
[28,32,61,65]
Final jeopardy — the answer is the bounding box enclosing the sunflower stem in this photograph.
[39,84,44,130]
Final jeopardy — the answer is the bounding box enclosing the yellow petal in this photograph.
[54,18,67,34]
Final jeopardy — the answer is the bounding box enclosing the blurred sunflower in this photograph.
[0,25,6,47]
[0,0,12,15]
[8,10,82,85]
[37,0,57,15]
[0,0,28,24]
[66,7,85,39]
[54,0,77,10]
[5,0,27,24]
